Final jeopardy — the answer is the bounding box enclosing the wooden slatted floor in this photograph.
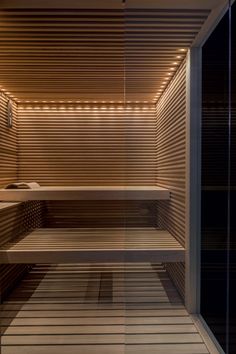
[0,263,210,354]
[0,228,185,263]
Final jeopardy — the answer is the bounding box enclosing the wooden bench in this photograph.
[0,186,170,201]
[0,227,184,264]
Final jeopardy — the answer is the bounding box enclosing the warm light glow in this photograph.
[0,98,161,105]
[179,48,187,52]
[176,55,182,59]
[173,62,178,65]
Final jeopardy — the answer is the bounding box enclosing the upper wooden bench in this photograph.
[0,186,170,201]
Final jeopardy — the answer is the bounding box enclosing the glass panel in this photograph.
[201,10,229,352]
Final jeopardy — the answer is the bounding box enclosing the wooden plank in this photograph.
[0,344,209,354]
[2,333,203,345]
[0,345,124,354]
[0,228,185,263]
[0,186,170,201]
[0,202,21,210]
[4,319,197,336]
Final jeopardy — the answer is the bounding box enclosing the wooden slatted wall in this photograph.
[17,104,156,186]
[0,202,45,301]
[45,200,157,228]
[0,92,18,187]
[0,91,27,303]
[155,60,187,299]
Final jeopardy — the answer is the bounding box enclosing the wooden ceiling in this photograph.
[0,0,224,102]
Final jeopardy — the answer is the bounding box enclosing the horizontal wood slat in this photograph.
[0,228,185,263]
[0,262,209,354]
[17,104,156,186]
[156,60,187,299]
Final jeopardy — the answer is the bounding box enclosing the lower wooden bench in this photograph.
[0,228,185,263]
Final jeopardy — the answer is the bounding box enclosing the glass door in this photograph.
[201,2,235,353]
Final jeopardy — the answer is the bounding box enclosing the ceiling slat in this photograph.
[0,4,215,102]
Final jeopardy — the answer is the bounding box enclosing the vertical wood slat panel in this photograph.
[17,104,156,186]
[0,92,18,187]
[156,60,187,299]
[0,201,45,301]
